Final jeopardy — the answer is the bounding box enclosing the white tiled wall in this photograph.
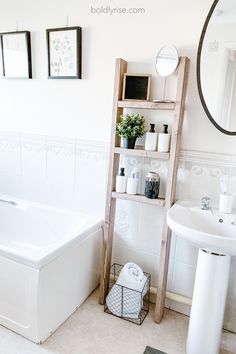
[112,149,236,331]
[0,132,108,217]
[0,132,236,331]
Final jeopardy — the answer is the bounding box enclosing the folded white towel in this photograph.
[106,263,148,319]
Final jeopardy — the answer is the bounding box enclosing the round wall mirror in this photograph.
[155,45,179,77]
[197,0,236,135]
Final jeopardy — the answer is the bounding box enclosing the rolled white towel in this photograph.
[106,263,148,319]
[116,262,148,293]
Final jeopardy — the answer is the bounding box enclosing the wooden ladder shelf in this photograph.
[99,57,190,323]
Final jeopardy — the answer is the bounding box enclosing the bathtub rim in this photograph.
[0,193,103,270]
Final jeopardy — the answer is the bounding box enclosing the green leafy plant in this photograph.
[116,113,147,139]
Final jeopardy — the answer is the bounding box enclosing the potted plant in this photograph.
[116,113,147,149]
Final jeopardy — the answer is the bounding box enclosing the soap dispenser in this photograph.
[158,124,170,152]
[127,168,140,195]
[115,167,127,193]
[145,124,158,151]
[219,176,234,213]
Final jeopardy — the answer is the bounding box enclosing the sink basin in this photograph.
[167,200,236,256]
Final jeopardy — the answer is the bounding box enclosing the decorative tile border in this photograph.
[180,149,236,168]
[0,131,235,183]
[47,137,75,158]
[21,134,47,154]
[76,139,108,161]
[0,132,108,162]
[0,133,21,150]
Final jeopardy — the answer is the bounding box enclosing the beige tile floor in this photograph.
[0,288,235,354]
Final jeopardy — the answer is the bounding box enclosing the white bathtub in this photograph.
[0,195,102,343]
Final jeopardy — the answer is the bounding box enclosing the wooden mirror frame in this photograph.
[197,0,236,135]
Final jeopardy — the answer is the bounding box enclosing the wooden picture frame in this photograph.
[0,31,32,79]
[46,26,82,79]
[122,74,151,101]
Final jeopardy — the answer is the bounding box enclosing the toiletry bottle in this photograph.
[144,172,160,199]
[145,124,158,151]
[219,176,234,213]
[127,168,140,195]
[157,124,170,152]
[115,167,126,193]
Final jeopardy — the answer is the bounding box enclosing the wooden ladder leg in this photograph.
[154,223,171,322]
[99,58,127,305]
[154,57,190,323]
[99,199,116,304]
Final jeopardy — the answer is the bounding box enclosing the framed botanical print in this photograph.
[46,26,82,79]
[0,31,32,79]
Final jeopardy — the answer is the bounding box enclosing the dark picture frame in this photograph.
[0,31,32,79]
[46,26,82,79]
[122,74,151,101]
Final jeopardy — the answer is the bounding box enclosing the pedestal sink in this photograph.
[167,201,236,354]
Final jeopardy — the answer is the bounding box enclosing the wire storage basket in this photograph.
[104,263,151,325]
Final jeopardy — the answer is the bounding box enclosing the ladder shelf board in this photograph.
[112,192,165,206]
[114,147,170,160]
[117,100,175,110]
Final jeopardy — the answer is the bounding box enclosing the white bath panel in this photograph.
[0,198,102,343]
[0,256,38,328]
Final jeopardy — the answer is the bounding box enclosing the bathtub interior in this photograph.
[0,194,102,269]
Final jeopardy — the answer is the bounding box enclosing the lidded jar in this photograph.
[144,172,160,199]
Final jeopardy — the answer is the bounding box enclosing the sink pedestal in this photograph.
[187,249,230,354]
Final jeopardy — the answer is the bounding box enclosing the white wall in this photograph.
[0,0,235,152]
[1,0,236,333]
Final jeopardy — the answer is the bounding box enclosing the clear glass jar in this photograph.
[144,172,160,199]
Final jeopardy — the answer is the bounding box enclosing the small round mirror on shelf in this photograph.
[155,45,179,77]
[154,45,179,103]
[197,0,236,135]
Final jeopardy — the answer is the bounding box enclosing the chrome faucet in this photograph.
[201,196,211,210]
